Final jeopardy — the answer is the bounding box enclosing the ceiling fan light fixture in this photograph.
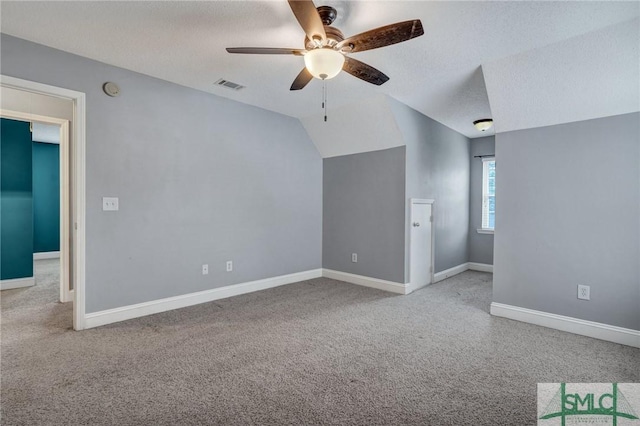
[473,119,493,132]
[304,48,345,80]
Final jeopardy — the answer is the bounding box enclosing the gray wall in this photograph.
[1,34,322,313]
[323,147,406,283]
[388,99,470,277]
[494,113,640,330]
[469,136,495,265]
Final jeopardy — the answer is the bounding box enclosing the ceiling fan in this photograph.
[226,0,424,90]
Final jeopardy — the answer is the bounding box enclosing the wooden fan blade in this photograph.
[288,0,326,44]
[290,68,314,90]
[342,57,389,86]
[337,20,424,53]
[226,47,305,56]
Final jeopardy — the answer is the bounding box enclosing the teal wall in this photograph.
[1,118,34,280]
[32,142,60,253]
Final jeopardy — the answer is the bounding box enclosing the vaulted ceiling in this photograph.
[1,1,638,140]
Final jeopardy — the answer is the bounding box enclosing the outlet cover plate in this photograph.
[102,197,119,211]
[577,284,590,300]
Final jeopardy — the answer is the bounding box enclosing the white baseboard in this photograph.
[468,262,493,273]
[33,251,60,260]
[61,289,74,303]
[490,302,640,348]
[82,263,498,329]
[405,280,431,295]
[433,262,494,283]
[322,269,408,294]
[84,269,323,329]
[433,263,469,283]
[1,277,35,290]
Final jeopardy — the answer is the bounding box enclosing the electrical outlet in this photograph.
[226,261,233,272]
[352,253,357,263]
[202,264,208,275]
[102,197,119,211]
[577,285,590,300]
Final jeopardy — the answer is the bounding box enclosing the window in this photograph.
[480,158,495,233]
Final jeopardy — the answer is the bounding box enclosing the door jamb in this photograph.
[408,198,435,291]
[1,75,87,330]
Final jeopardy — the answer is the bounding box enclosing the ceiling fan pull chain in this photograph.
[324,80,328,122]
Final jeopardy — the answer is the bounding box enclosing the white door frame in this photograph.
[1,75,87,330]
[408,198,435,291]
[1,109,71,303]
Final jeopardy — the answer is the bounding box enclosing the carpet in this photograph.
[1,262,638,425]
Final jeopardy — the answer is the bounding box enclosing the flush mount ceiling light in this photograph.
[473,119,493,132]
[303,48,345,80]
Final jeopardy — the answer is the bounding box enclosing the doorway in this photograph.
[1,115,71,305]
[1,75,87,330]
[409,198,434,291]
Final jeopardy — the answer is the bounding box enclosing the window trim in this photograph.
[480,157,495,233]
[476,228,494,235]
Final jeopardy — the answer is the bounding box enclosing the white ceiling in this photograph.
[300,94,403,158]
[32,122,61,144]
[483,17,640,134]
[1,1,638,139]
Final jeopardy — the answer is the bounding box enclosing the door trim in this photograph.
[408,198,435,292]
[1,75,87,330]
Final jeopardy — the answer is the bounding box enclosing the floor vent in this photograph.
[214,78,245,91]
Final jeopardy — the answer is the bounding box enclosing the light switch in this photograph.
[102,197,119,211]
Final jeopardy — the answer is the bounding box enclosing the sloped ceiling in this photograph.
[483,18,640,134]
[1,1,638,143]
[300,94,403,158]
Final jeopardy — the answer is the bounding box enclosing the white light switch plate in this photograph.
[102,197,119,211]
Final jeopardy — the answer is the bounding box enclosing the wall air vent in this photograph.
[214,78,245,91]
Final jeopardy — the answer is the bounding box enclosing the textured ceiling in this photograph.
[483,18,640,134]
[1,1,638,139]
[301,94,403,158]
[32,122,61,144]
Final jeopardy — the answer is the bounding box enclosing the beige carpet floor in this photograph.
[1,260,638,425]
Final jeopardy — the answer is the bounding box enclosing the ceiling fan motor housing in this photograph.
[317,6,337,25]
[304,6,344,49]
[306,26,344,49]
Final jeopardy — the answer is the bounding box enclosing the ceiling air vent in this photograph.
[214,78,245,91]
